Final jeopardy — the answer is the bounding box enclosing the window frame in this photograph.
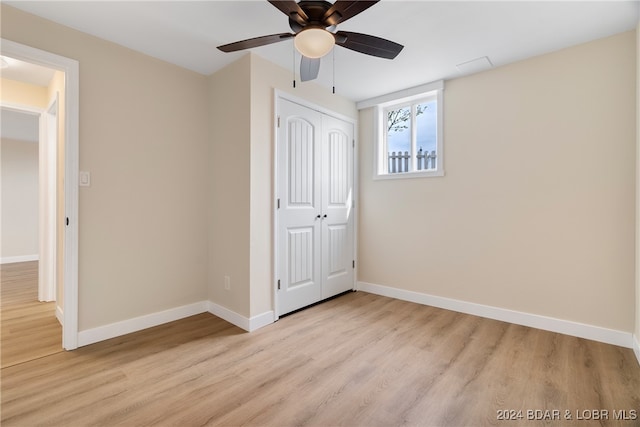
[368,82,444,180]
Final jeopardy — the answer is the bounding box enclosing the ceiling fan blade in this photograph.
[323,1,378,26]
[300,56,321,82]
[335,31,403,59]
[268,0,308,26]
[217,33,294,53]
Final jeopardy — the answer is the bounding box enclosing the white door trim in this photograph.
[273,90,357,319]
[2,39,80,350]
[40,94,58,303]
[275,90,357,126]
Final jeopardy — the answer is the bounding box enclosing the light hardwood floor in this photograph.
[1,262,639,426]
[1,261,62,368]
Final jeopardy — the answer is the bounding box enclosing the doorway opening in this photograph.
[0,71,61,365]
[1,39,79,350]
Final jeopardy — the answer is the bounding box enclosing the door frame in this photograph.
[2,38,80,350]
[41,94,58,303]
[272,90,359,318]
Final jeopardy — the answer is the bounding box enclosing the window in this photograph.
[366,81,444,179]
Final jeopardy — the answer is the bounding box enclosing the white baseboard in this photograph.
[1,254,39,264]
[357,281,634,349]
[633,334,640,367]
[56,305,63,326]
[207,301,250,331]
[206,301,275,332]
[249,310,276,332]
[75,300,276,348]
[77,301,208,347]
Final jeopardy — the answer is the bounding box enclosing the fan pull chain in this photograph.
[332,48,336,94]
[292,42,296,88]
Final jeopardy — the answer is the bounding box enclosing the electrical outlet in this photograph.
[224,276,231,291]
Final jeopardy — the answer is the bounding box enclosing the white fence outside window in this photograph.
[388,149,437,173]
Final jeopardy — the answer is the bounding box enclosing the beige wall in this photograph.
[1,138,39,258]
[0,77,48,108]
[359,31,636,332]
[2,5,210,330]
[207,55,252,317]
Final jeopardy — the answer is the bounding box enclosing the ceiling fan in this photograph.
[217,0,404,82]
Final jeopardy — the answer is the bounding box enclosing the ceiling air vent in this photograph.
[456,56,493,75]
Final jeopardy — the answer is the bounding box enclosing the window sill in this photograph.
[373,169,445,180]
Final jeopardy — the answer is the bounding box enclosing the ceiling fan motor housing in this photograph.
[288,1,340,33]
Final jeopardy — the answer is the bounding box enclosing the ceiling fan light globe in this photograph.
[294,28,335,59]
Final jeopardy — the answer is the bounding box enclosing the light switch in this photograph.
[79,171,91,187]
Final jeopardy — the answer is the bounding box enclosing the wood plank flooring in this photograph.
[1,261,62,368]
[1,262,639,426]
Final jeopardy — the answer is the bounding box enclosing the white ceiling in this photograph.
[4,1,639,102]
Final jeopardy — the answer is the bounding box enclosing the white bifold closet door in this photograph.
[277,98,354,316]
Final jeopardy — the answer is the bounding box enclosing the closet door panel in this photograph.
[321,115,354,299]
[277,99,323,315]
